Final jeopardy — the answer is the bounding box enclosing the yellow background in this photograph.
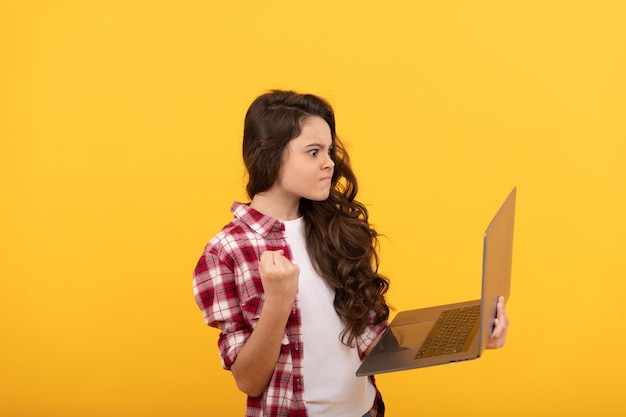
[2,1,625,416]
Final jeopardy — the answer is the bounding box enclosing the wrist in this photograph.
[262,295,294,317]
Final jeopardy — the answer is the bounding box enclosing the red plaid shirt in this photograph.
[193,202,387,417]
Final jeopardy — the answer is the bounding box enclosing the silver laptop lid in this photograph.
[479,187,516,352]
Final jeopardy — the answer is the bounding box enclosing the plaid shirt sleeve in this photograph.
[356,312,390,360]
[193,236,257,370]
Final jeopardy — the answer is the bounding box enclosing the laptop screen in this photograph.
[479,187,516,351]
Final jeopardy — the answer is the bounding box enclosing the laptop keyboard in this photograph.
[415,304,481,359]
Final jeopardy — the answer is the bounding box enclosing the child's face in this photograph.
[273,116,335,204]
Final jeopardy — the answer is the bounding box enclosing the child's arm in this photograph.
[230,250,299,397]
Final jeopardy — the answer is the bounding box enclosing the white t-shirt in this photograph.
[283,218,375,417]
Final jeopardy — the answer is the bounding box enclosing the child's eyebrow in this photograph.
[303,142,331,148]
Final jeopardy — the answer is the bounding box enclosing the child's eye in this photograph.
[309,149,319,156]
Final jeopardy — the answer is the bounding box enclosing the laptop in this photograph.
[356,187,516,376]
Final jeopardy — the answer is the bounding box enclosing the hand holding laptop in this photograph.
[486,296,509,349]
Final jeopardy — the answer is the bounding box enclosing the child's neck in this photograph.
[249,192,301,221]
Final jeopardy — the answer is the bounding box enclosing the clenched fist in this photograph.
[258,250,299,308]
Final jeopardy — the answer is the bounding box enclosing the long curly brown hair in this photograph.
[242,90,390,346]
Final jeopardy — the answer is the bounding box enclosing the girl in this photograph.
[193,90,508,417]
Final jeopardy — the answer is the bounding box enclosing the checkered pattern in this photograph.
[193,202,387,416]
